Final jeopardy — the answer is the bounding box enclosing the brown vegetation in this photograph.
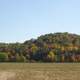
[0,63,80,80]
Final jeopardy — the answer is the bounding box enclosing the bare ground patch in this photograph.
[0,71,16,80]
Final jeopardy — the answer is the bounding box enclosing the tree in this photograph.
[47,50,55,62]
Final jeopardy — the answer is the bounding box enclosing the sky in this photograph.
[0,0,80,43]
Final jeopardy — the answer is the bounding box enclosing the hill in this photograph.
[0,32,80,62]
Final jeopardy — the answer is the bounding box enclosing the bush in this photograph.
[0,52,7,62]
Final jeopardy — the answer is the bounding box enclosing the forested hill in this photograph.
[0,32,80,62]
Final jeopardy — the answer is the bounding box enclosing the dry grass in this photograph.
[0,63,80,80]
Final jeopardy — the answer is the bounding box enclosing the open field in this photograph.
[0,63,80,80]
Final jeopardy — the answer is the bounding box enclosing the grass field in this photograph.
[0,63,80,80]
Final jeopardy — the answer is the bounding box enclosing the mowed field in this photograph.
[0,63,80,80]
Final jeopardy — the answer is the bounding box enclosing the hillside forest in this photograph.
[0,32,80,62]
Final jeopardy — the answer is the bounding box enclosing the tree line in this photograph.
[0,32,80,62]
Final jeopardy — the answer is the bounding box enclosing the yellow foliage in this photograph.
[48,51,55,61]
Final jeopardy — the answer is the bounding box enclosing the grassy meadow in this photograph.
[0,63,80,80]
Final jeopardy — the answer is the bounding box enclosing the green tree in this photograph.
[0,52,7,62]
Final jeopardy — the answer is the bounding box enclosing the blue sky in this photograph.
[0,0,80,43]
